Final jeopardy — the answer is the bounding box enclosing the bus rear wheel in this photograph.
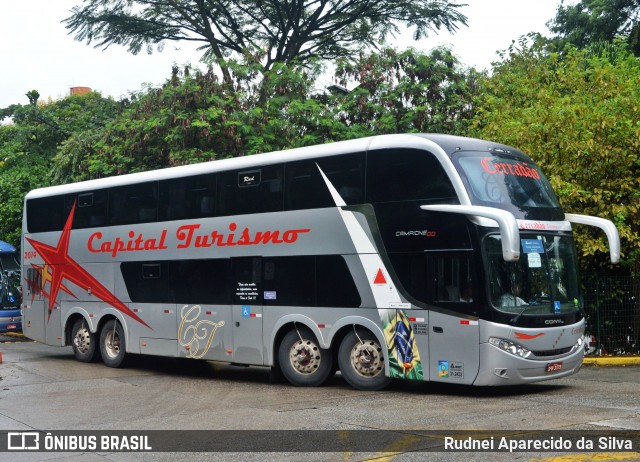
[71,318,100,362]
[278,327,332,387]
[338,330,391,391]
[100,319,127,368]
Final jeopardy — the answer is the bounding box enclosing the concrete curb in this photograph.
[3,332,24,338]
[583,356,640,366]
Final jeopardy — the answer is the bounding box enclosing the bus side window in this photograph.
[366,148,456,203]
[258,255,361,308]
[433,254,475,306]
[285,153,365,210]
[218,165,283,216]
[262,257,315,307]
[25,267,42,297]
[285,160,333,210]
[316,256,361,308]
[26,196,65,233]
[66,190,108,229]
[389,252,475,312]
[121,261,169,303]
[159,173,217,221]
[317,153,365,205]
[110,182,158,225]
[169,259,231,304]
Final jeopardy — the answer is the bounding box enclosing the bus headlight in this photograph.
[489,337,532,359]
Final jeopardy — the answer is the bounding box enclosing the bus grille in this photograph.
[532,347,572,357]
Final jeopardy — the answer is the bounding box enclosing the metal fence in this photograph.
[582,274,639,356]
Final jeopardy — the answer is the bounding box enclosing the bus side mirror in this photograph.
[420,204,520,262]
[565,214,621,264]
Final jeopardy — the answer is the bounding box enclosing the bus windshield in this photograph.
[453,152,563,221]
[484,234,582,315]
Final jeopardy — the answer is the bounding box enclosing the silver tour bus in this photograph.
[21,134,620,390]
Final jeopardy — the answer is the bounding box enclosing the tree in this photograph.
[473,39,640,343]
[334,47,480,136]
[72,47,477,179]
[472,38,640,273]
[1,90,122,160]
[64,0,468,83]
[547,0,640,55]
[0,91,122,246]
[75,62,330,178]
[0,138,50,246]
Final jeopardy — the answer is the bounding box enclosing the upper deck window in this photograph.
[366,148,456,204]
[453,152,563,221]
[218,165,283,216]
[285,153,365,210]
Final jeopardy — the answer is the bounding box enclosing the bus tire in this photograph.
[338,329,391,391]
[100,319,127,368]
[71,318,100,363]
[278,327,333,387]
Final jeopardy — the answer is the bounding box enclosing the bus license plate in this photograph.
[546,362,563,373]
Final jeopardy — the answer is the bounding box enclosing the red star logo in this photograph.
[26,202,151,329]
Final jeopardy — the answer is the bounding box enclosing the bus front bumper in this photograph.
[0,315,22,333]
[473,342,584,386]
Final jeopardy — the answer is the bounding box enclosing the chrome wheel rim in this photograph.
[104,329,121,360]
[289,338,321,375]
[73,326,91,354]
[350,340,384,378]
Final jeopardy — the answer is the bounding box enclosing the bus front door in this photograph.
[428,310,480,385]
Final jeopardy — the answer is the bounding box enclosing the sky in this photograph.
[0,1,570,109]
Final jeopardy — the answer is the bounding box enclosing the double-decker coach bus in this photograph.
[21,134,620,390]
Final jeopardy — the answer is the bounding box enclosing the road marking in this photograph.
[533,453,640,461]
[337,431,422,461]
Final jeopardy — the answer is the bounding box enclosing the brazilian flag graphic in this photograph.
[382,310,424,380]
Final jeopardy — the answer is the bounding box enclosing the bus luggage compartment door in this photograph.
[428,311,479,385]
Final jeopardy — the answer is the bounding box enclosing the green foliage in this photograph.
[0,150,49,246]
[80,48,477,177]
[547,0,640,55]
[0,91,122,247]
[80,62,328,176]
[472,38,640,272]
[334,47,481,136]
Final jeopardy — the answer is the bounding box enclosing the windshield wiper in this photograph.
[510,304,533,324]
[509,298,543,324]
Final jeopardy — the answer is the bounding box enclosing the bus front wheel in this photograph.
[71,318,100,363]
[100,319,127,368]
[338,330,391,391]
[278,327,333,387]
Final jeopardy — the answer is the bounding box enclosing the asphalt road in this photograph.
[0,335,639,461]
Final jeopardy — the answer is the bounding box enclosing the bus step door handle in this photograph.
[433,326,443,333]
